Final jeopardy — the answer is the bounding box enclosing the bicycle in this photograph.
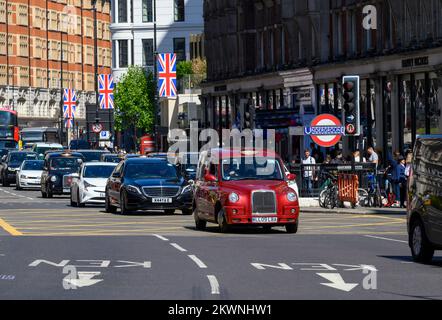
[319,172,339,209]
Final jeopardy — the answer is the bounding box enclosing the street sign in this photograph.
[304,114,344,147]
[100,131,110,140]
[91,123,103,134]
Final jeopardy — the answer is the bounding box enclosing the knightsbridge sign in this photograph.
[402,56,429,68]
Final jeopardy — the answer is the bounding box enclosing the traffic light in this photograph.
[342,75,360,136]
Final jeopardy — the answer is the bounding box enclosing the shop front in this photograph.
[313,47,442,163]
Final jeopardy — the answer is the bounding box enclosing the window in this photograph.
[118,0,127,23]
[0,1,5,24]
[173,38,186,62]
[118,40,128,68]
[142,39,154,66]
[18,4,28,26]
[174,0,184,22]
[142,0,152,22]
[19,35,29,57]
[0,33,5,55]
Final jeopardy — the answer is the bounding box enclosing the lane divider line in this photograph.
[170,243,187,252]
[0,218,23,236]
[207,275,220,295]
[188,255,208,269]
[153,234,169,241]
[364,235,408,244]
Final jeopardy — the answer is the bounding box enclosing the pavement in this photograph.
[0,186,441,300]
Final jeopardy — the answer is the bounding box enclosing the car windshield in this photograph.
[221,157,284,181]
[103,155,121,163]
[84,165,116,178]
[22,160,44,171]
[125,162,178,180]
[80,152,106,162]
[35,146,61,155]
[10,153,37,163]
[0,140,16,149]
[50,157,81,170]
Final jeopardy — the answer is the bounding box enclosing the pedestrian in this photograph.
[302,149,316,197]
[353,150,366,163]
[330,150,345,165]
[405,151,413,179]
[388,151,403,207]
[398,156,407,208]
[367,147,379,168]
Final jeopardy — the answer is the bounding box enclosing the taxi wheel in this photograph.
[2,176,9,187]
[165,209,175,215]
[16,181,22,191]
[46,186,53,198]
[105,194,117,213]
[218,209,230,233]
[194,208,206,231]
[262,225,272,232]
[285,223,298,234]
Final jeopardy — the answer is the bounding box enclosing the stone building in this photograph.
[201,0,442,160]
[0,0,112,130]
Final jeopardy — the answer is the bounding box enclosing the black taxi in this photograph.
[41,152,84,198]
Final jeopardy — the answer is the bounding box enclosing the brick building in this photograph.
[201,0,442,161]
[0,0,112,130]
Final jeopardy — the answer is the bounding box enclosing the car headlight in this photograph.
[126,185,142,195]
[181,185,192,194]
[8,167,17,172]
[50,176,57,182]
[229,192,240,203]
[84,181,96,190]
[287,192,298,202]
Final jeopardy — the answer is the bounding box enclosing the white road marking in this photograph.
[188,255,208,269]
[364,235,408,244]
[207,275,220,295]
[153,234,169,241]
[63,271,103,288]
[317,273,358,292]
[170,243,187,252]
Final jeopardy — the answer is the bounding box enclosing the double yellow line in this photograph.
[0,218,22,236]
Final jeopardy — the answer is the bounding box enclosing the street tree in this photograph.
[114,66,155,149]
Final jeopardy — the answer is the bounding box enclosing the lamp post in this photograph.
[153,0,159,151]
[59,30,67,145]
[93,0,99,149]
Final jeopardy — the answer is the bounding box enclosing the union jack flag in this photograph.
[98,74,115,110]
[63,88,77,128]
[157,53,177,98]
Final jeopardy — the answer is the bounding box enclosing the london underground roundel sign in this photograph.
[304,114,344,148]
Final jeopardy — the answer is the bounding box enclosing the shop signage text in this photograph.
[402,57,429,68]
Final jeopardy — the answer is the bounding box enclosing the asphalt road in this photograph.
[0,186,441,300]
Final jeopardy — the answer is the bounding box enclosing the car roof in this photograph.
[45,152,84,159]
[417,135,442,140]
[125,157,169,164]
[82,161,117,166]
[9,151,37,154]
[75,149,109,153]
[33,142,63,146]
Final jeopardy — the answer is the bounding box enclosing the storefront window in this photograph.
[401,75,413,150]
[415,74,427,136]
[430,72,440,134]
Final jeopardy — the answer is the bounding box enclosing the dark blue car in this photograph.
[105,158,193,215]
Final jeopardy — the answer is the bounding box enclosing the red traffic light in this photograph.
[343,82,354,91]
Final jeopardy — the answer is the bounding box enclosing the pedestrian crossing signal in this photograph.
[342,76,360,136]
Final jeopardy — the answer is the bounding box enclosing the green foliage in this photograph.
[114,66,155,136]
[177,60,193,79]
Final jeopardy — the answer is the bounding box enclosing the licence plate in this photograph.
[63,188,70,193]
[152,198,173,203]
[99,193,105,198]
[252,217,278,224]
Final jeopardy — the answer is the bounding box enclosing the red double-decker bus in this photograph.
[0,107,19,149]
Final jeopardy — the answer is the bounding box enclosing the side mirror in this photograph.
[287,173,296,181]
[204,174,217,183]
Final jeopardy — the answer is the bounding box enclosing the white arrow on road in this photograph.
[64,272,103,288]
[317,273,358,292]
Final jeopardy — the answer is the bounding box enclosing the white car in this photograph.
[70,162,117,207]
[16,160,44,190]
[31,142,64,159]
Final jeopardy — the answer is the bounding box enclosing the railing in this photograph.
[289,163,378,198]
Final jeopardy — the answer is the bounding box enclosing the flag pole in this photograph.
[153,0,159,152]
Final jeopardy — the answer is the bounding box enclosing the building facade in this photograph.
[110,0,204,80]
[0,0,112,129]
[201,0,442,162]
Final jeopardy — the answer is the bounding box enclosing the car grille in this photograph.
[252,191,276,215]
[142,186,181,197]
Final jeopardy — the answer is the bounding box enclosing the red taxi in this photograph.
[193,149,299,233]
